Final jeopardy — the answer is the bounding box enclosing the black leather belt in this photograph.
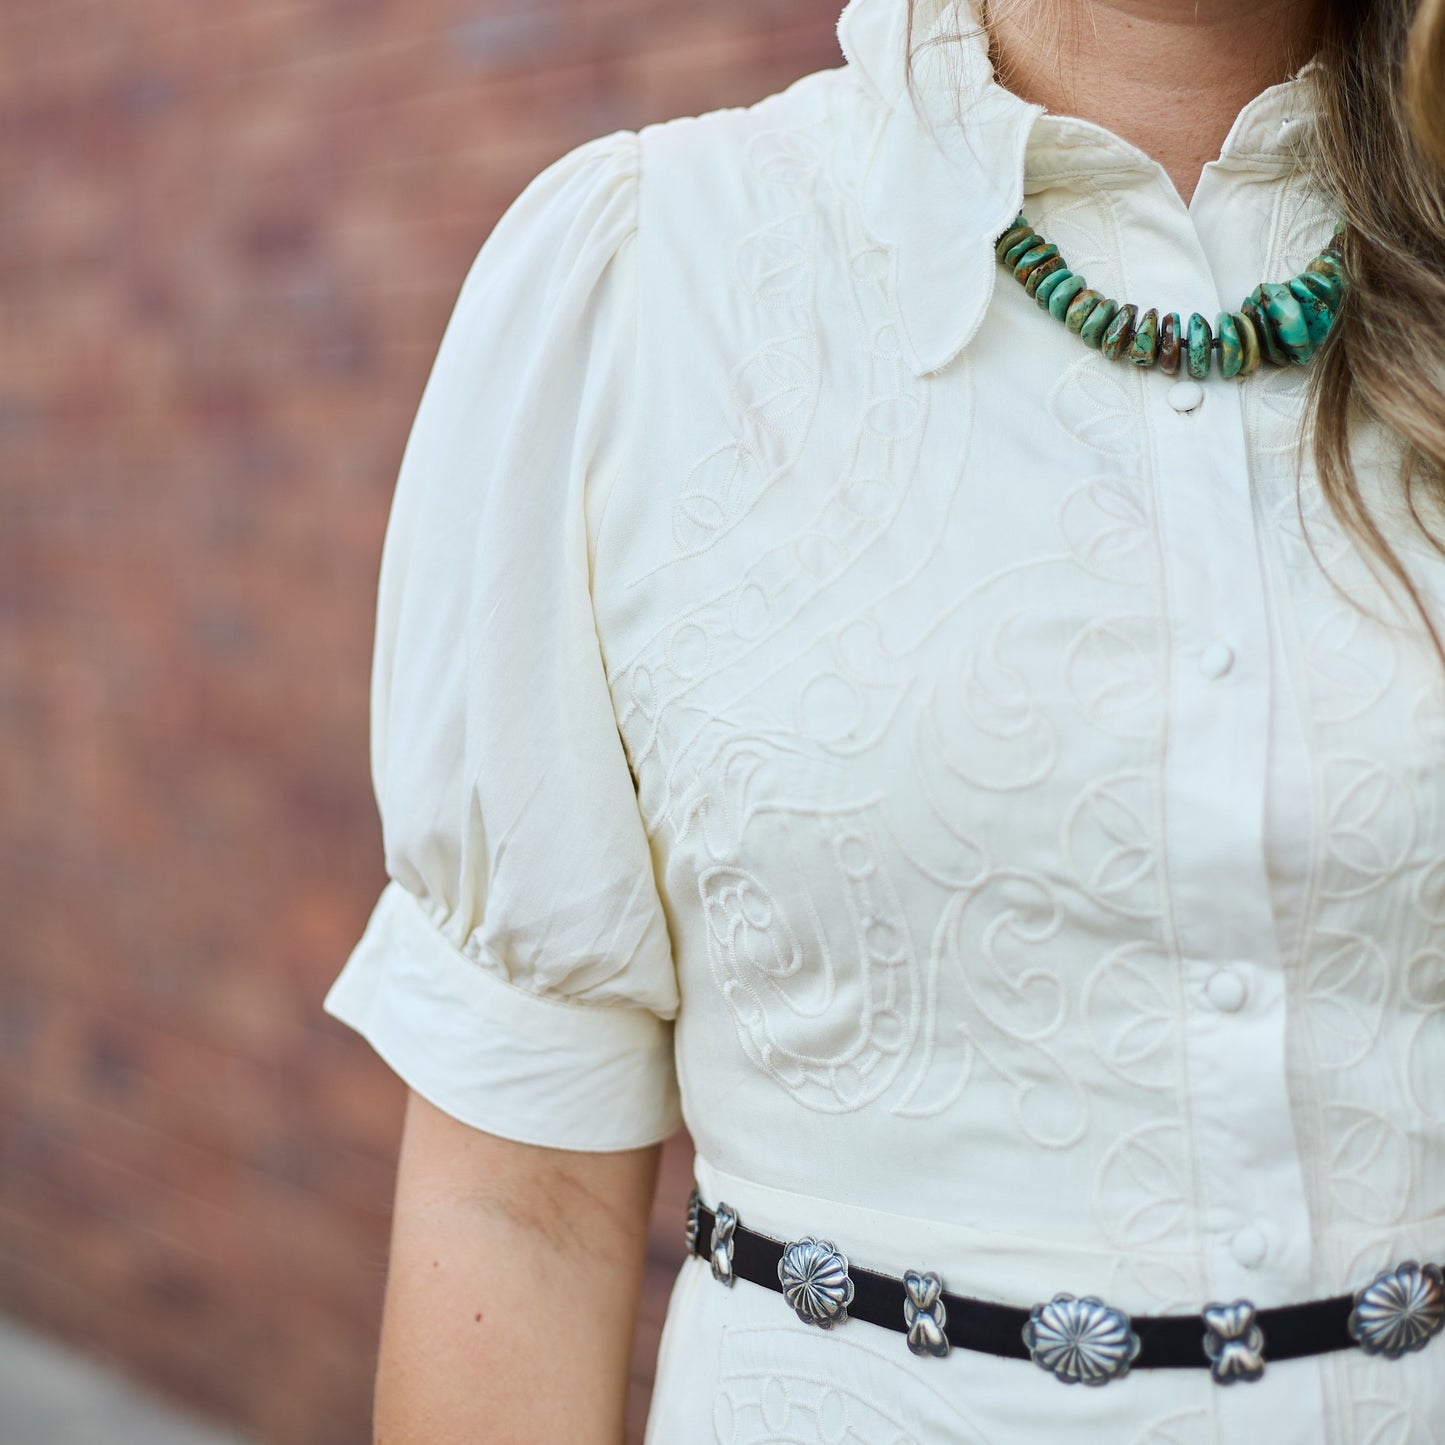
[685,1192,1445,1386]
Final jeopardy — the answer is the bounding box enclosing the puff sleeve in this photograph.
[320,129,681,1152]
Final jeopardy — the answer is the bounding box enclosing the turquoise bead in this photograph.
[1048,274,1089,322]
[1013,243,1059,284]
[994,221,1034,262]
[1260,280,1314,363]
[1305,252,1347,286]
[1128,308,1159,367]
[1003,234,1045,269]
[1065,288,1106,335]
[1024,255,1067,297]
[1101,303,1138,361]
[1243,291,1287,366]
[1294,269,1345,310]
[1215,311,1243,379]
[1079,298,1119,348]
[1035,268,1075,309]
[1288,275,1340,346]
[1186,312,1213,380]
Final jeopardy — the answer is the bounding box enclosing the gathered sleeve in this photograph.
[321,129,682,1152]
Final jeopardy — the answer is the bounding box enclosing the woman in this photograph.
[322,0,1445,1439]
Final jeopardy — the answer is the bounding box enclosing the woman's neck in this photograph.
[982,0,1328,205]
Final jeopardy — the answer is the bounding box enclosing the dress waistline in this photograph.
[686,1191,1445,1386]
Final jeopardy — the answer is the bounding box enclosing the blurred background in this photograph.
[0,1,842,1440]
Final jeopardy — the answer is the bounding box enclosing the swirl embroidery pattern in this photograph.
[594,62,1445,1445]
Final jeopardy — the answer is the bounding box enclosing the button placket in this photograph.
[1136,221,1321,1431]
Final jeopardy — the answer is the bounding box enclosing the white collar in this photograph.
[835,0,1324,376]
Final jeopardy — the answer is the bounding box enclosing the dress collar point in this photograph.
[889,193,1012,378]
[839,0,1048,376]
[864,90,1041,378]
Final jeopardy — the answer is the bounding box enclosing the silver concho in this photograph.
[685,1188,702,1255]
[778,1237,855,1329]
[903,1270,950,1358]
[1348,1261,1445,1359]
[1023,1293,1141,1386]
[710,1202,738,1288]
[1202,1300,1266,1384]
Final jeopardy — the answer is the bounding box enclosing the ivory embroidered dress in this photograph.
[321,0,1445,1438]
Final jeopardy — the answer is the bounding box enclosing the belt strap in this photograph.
[686,1194,1445,1382]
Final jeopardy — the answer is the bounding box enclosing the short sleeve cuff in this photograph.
[321,881,682,1151]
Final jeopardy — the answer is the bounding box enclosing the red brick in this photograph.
[0,1,841,1440]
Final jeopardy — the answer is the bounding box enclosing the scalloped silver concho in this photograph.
[684,1188,701,1254]
[778,1237,855,1328]
[1348,1261,1445,1359]
[1023,1293,1141,1385]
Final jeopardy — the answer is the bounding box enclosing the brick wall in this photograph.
[0,3,843,1441]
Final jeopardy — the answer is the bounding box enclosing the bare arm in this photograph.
[374,1087,661,1445]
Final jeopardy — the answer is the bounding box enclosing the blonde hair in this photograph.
[905,0,1445,665]
[1308,0,1445,662]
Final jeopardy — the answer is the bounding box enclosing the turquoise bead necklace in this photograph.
[994,215,1348,380]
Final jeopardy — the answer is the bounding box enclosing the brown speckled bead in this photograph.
[1079,297,1120,348]
[1013,243,1060,285]
[1003,233,1046,269]
[1100,303,1138,361]
[1158,312,1182,375]
[1065,288,1106,335]
[1305,252,1347,286]
[1127,308,1159,368]
[1024,254,1068,296]
[994,222,1034,263]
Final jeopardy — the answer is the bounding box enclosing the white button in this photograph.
[1230,1226,1269,1269]
[1167,379,1205,413]
[1206,968,1248,1013]
[1198,641,1235,678]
